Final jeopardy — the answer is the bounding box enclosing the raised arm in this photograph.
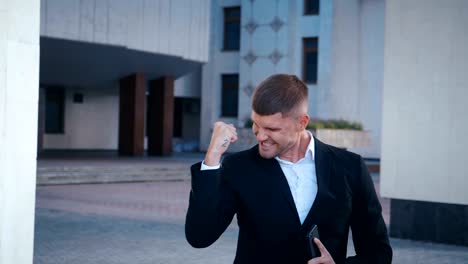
[185,122,239,248]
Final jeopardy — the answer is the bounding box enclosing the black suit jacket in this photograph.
[185,138,392,264]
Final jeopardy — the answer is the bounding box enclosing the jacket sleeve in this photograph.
[346,158,393,264]
[185,161,238,248]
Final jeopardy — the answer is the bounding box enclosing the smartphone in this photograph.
[306,224,320,259]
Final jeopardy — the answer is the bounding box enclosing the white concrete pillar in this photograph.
[381,0,468,245]
[0,0,40,263]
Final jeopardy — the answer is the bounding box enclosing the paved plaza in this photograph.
[34,180,468,264]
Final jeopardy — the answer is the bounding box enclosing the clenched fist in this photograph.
[204,122,238,166]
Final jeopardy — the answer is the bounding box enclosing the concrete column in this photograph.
[381,0,468,246]
[118,73,146,156]
[0,0,40,263]
[148,76,174,156]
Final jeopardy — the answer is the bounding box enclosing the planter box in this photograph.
[314,129,371,149]
[228,128,370,153]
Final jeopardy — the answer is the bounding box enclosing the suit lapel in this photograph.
[302,138,334,228]
[254,147,301,226]
[252,139,335,228]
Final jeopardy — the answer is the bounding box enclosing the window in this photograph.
[73,93,83,103]
[303,37,319,84]
[45,87,65,134]
[223,7,241,51]
[173,98,200,138]
[173,98,183,138]
[221,74,239,117]
[304,0,320,15]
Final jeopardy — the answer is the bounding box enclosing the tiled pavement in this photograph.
[34,180,468,264]
[36,153,203,185]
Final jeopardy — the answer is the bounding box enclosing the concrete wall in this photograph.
[237,0,325,126]
[325,0,360,120]
[321,0,384,158]
[201,0,324,151]
[200,0,384,158]
[174,67,202,98]
[174,68,202,148]
[200,0,241,150]
[42,66,202,150]
[43,85,119,149]
[237,0,292,126]
[294,0,325,118]
[0,0,40,263]
[174,67,202,151]
[40,0,210,62]
[380,0,468,205]
[42,76,202,150]
[353,0,385,158]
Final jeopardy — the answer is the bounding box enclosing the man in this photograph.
[185,74,392,264]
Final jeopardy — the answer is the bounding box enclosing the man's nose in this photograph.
[256,130,268,141]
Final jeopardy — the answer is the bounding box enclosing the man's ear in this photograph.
[298,114,310,130]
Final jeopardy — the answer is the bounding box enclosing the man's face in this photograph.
[251,111,303,159]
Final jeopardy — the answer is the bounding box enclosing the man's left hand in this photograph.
[307,238,335,264]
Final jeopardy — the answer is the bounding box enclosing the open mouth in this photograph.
[260,141,274,149]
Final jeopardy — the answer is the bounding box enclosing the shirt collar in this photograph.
[275,130,315,164]
[306,130,315,160]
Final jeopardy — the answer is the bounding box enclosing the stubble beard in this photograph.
[258,141,289,159]
[259,137,298,160]
[258,140,279,159]
[259,148,278,159]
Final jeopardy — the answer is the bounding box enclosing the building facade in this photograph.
[3,2,468,263]
[201,0,385,158]
[38,0,385,159]
[39,0,210,155]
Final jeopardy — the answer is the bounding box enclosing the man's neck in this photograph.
[278,131,311,163]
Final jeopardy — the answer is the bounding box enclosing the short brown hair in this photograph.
[252,74,308,116]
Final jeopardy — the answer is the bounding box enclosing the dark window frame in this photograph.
[304,0,320,15]
[173,98,184,138]
[223,6,241,51]
[221,74,239,118]
[73,93,84,103]
[45,87,65,134]
[302,37,319,84]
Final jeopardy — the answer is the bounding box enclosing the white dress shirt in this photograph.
[201,131,318,224]
[275,131,317,224]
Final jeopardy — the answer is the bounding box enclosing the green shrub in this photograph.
[244,117,363,131]
[307,118,363,131]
